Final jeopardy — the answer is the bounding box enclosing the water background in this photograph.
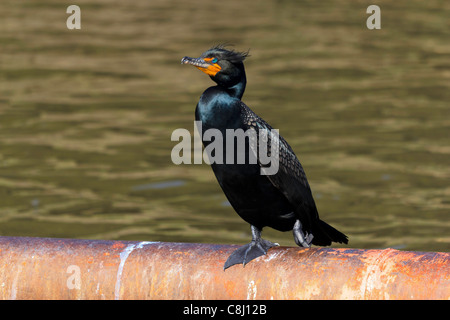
[0,0,449,251]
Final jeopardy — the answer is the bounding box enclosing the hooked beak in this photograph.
[181,56,221,77]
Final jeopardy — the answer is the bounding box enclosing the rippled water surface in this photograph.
[0,0,449,251]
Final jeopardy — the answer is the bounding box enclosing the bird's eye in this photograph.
[211,58,218,63]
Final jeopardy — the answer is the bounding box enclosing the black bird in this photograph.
[181,45,348,270]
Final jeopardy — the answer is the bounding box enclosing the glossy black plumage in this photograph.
[182,45,348,269]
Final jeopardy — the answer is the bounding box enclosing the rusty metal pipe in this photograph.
[0,236,448,299]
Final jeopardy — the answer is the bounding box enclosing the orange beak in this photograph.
[181,56,221,77]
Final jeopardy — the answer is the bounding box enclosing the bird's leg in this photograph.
[223,225,279,270]
[293,220,314,247]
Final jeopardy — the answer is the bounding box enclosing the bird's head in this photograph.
[181,45,249,89]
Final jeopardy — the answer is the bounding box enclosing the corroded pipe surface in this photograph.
[0,236,448,299]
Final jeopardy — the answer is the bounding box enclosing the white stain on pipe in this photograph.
[114,241,158,300]
[10,263,23,300]
[247,280,257,300]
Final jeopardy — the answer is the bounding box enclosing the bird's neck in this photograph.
[225,75,246,100]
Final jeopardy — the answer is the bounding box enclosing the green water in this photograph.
[0,0,449,251]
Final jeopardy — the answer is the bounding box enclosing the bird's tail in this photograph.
[311,219,348,246]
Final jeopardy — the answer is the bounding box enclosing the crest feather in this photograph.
[202,44,250,63]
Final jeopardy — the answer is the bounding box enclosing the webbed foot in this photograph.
[224,226,278,270]
[293,219,314,247]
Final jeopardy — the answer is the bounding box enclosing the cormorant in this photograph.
[181,45,348,270]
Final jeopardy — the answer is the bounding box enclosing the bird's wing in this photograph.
[239,101,319,222]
